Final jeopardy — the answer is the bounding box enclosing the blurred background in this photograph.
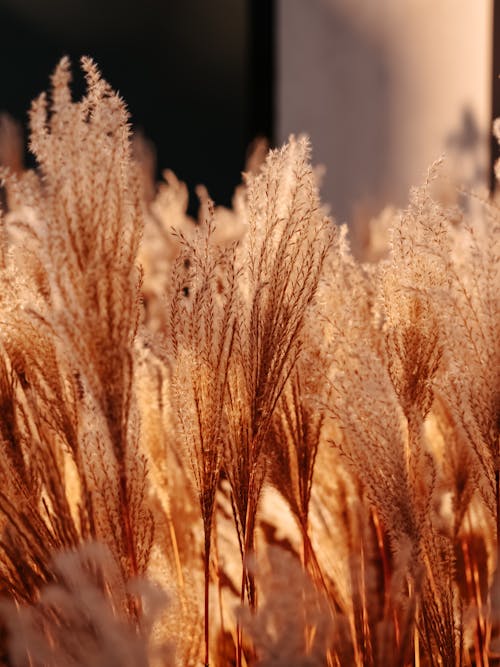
[278,0,494,226]
[0,0,496,222]
[0,0,267,214]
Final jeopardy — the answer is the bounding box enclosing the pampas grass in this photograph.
[0,58,498,666]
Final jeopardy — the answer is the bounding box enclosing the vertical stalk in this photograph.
[236,496,258,667]
[119,472,141,621]
[203,519,211,667]
[236,560,246,667]
[300,517,313,656]
[414,599,420,667]
[301,517,310,571]
[496,466,500,558]
[463,519,487,667]
[372,509,400,649]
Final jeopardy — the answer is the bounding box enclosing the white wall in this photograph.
[277,0,493,223]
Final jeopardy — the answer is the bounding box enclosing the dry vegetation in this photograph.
[0,59,498,667]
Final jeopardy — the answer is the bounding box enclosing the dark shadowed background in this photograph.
[0,0,274,212]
